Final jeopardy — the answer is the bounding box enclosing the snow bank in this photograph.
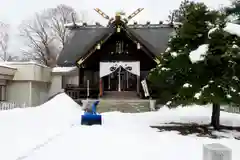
[21,105,240,160]
[1,97,240,160]
[0,93,82,160]
[101,105,240,130]
[224,22,240,37]
[189,44,209,63]
[35,93,82,124]
[52,66,77,73]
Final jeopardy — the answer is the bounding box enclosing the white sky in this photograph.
[0,0,232,55]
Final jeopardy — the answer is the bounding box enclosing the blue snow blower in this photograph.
[81,100,102,125]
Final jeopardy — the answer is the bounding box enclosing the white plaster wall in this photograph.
[31,82,49,106]
[6,81,30,106]
[33,65,51,82]
[48,75,64,98]
[6,63,51,82]
[7,81,49,107]
[65,75,79,85]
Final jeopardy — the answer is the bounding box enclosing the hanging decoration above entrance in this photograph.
[99,61,140,78]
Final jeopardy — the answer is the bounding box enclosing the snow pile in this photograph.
[52,66,77,73]
[34,93,82,125]
[17,105,240,160]
[189,44,209,63]
[224,22,240,37]
[101,105,240,129]
[0,93,82,160]
[1,98,240,160]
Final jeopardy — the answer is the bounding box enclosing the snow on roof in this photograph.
[2,61,49,68]
[189,44,209,63]
[64,22,82,27]
[52,66,77,73]
[0,63,17,69]
[224,22,240,37]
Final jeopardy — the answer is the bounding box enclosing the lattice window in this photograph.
[116,41,124,54]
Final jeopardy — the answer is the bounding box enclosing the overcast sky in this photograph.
[0,0,232,55]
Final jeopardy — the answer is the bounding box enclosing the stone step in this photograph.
[81,99,151,113]
[102,91,140,99]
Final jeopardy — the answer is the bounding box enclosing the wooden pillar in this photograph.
[99,78,103,97]
[137,76,140,94]
[126,72,129,89]
[108,75,111,90]
[118,67,121,92]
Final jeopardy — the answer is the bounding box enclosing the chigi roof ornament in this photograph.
[93,8,144,25]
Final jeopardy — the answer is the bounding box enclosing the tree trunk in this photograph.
[211,103,220,130]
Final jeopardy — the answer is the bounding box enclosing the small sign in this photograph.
[141,79,150,97]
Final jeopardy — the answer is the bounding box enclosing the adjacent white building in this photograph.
[0,62,76,107]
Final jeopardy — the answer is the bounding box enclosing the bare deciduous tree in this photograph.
[19,13,57,67]
[19,4,79,67]
[0,22,9,61]
[46,4,79,46]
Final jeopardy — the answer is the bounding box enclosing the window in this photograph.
[116,41,124,54]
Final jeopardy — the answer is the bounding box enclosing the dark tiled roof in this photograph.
[57,27,112,66]
[57,24,174,66]
[129,27,174,56]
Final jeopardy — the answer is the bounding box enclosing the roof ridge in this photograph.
[67,25,173,30]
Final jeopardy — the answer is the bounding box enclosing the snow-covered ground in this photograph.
[0,93,240,160]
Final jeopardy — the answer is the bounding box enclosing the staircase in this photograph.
[82,99,151,113]
[102,91,139,99]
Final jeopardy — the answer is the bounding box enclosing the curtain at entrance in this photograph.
[121,61,140,76]
[99,62,119,78]
[99,61,140,78]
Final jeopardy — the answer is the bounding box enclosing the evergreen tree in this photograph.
[194,19,240,129]
[149,1,218,105]
[149,0,240,129]
[226,0,240,21]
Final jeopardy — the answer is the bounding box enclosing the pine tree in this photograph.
[149,1,218,105]
[149,1,240,129]
[194,19,240,129]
